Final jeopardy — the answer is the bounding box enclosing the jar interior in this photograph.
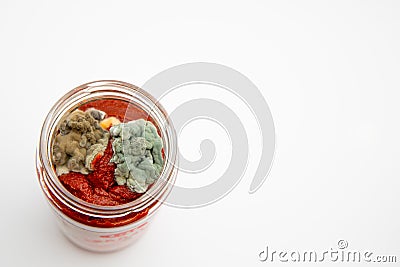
[39,81,177,217]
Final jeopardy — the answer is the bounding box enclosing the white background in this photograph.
[1,1,400,266]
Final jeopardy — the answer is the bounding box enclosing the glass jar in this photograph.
[36,80,177,252]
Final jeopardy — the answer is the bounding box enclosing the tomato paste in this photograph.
[48,99,163,227]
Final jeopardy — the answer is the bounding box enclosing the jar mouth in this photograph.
[38,80,177,217]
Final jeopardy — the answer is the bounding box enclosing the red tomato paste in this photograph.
[48,99,162,227]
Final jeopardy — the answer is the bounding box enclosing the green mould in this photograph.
[110,119,164,193]
[52,109,109,176]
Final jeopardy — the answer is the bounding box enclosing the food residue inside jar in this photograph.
[52,99,164,206]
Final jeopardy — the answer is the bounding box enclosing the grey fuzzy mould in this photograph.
[110,119,164,193]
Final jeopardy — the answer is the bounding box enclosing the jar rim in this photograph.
[38,80,177,218]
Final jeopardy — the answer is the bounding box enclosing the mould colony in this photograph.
[51,105,164,203]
